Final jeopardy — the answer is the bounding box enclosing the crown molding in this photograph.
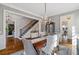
[1,3,42,19]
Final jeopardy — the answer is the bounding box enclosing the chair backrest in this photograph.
[44,34,58,54]
[22,39,37,55]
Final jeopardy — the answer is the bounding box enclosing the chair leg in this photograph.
[23,51,26,55]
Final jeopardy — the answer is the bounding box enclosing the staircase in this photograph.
[20,20,38,38]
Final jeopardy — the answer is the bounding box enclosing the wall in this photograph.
[0,35,5,50]
[72,11,79,35]
[0,7,6,49]
[32,22,39,31]
[6,12,32,39]
[72,11,79,55]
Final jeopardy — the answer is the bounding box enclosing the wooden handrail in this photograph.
[20,20,38,37]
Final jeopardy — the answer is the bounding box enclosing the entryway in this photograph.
[5,11,15,48]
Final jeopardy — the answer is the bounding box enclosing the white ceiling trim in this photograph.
[2,3,42,19]
[4,9,41,20]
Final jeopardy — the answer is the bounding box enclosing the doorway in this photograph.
[5,12,16,48]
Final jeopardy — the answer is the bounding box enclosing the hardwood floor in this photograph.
[59,39,72,48]
[0,37,24,55]
[0,37,72,55]
[0,37,46,55]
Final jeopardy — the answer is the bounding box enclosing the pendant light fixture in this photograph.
[42,3,48,21]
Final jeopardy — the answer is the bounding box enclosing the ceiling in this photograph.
[3,3,79,18]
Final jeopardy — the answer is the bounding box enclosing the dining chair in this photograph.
[39,34,58,55]
[22,39,37,55]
